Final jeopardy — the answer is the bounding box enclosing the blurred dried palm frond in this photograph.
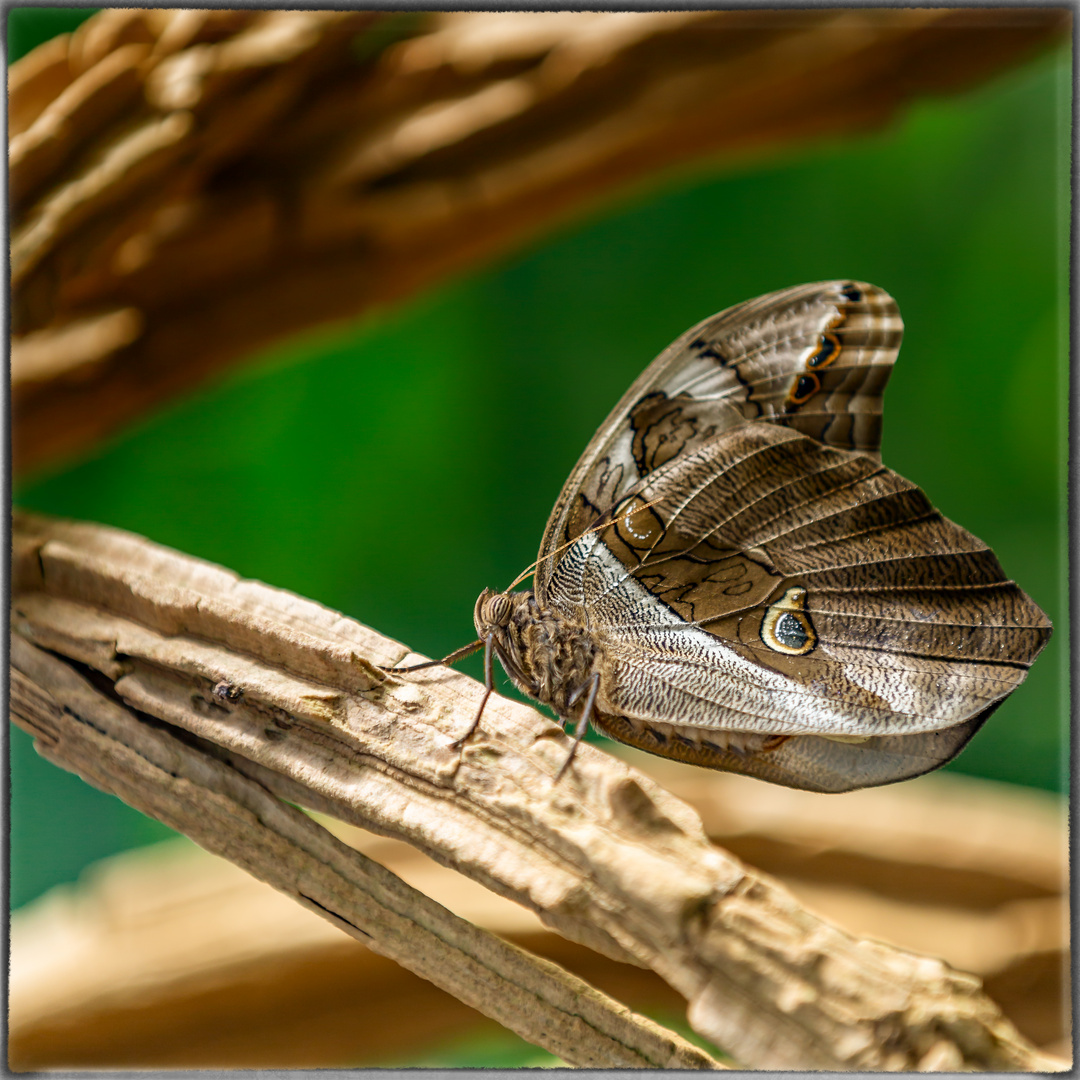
[9,8,1069,476]
[9,763,1068,1068]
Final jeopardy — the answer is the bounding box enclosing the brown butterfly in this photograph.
[395,282,1051,793]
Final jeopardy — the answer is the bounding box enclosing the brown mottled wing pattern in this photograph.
[533,281,1050,791]
[551,422,1047,733]
[537,280,902,576]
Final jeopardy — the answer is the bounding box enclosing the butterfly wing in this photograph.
[537,280,902,577]
[535,282,1050,791]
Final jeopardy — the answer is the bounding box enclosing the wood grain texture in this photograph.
[9,8,1069,477]
[9,507,1065,1071]
[9,633,722,1071]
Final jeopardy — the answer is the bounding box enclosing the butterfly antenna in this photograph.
[505,494,667,592]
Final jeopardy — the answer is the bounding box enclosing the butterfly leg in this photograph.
[450,633,496,751]
[382,638,484,675]
[555,672,601,782]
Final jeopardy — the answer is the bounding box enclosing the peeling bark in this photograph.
[9,633,723,1071]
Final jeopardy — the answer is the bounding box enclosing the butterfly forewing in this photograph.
[529,281,1050,791]
[537,280,902,582]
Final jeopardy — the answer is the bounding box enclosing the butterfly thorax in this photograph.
[474,588,600,716]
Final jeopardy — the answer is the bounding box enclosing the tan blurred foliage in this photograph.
[10,8,1068,476]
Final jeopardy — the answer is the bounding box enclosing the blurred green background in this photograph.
[9,9,1070,1063]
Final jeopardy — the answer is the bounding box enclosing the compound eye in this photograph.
[483,593,513,627]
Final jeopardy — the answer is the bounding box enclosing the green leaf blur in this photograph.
[12,22,1069,944]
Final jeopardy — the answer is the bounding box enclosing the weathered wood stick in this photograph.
[9,633,724,1070]
[9,508,1065,1071]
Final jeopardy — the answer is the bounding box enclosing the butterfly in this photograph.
[394,282,1051,793]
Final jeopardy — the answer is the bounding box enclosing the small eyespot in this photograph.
[788,373,820,404]
[761,587,817,656]
[806,332,841,370]
[614,495,665,550]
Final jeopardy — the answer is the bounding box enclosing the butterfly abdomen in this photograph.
[592,709,788,765]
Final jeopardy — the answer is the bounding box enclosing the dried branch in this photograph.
[9,633,722,1071]
[9,508,1064,1071]
[10,8,1068,477]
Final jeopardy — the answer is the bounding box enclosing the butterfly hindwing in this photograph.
[545,422,1043,733]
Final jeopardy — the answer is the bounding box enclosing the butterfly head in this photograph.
[474,588,517,632]
[473,587,537,697]
[473,587,599,717]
